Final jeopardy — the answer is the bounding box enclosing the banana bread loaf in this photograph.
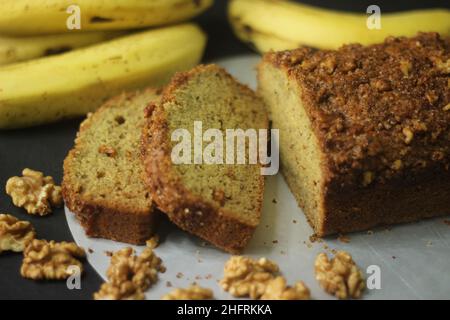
[63,88,161,244]
[258,33,450,236]
[141,65,268,253]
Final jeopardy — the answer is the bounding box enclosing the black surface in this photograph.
[0,0,448,300]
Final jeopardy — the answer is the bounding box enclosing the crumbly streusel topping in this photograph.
[220,256,310,300]
[265,33,450,188]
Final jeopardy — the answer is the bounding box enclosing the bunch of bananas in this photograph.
[0,0,213,129]
[229,0,450,53]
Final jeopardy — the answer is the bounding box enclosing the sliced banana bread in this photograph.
[63,88,161,244]
[141,65,268,253]
[258,33,450,236]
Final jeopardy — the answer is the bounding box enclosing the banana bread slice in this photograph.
[63,88,161,244]
[141,65,268,253]
[258,33,450,236]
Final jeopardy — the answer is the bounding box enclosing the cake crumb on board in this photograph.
[338,234,351,243]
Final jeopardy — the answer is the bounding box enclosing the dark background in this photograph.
[0,0,448,300]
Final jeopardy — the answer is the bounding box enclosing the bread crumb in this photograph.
[292,220,297,224]
[272,198,277,204]
[98,145,117,158]
[338,234,351,243]
[272,240,278,244]
[176,272,184,279]
[309,234,322,243]
[146,234,159,249]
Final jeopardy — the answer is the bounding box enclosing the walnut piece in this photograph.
[314,251,365,299]
[402,127,414,144]
[94,282,145,300]
[6,169,63,216]
[21,239,85,280]
[98,145,117,157]
[220,256,278,299]
[220,256,310,300]
[261,276,310,300]
[435,58,450,74]
[162,285,214,300]
[94,247,164,300]
[0,214,35,253]
[399,59,412,77]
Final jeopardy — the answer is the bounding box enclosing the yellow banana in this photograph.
[0,0,213,35]
[0,24,207,129]
[231,17,300,53]
[229,0,450,50]
[0,32,125,66]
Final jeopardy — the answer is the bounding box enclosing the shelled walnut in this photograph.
[94,247,164,300]
[94,282,145,300]
[220,256,310,300]
[314,251,365,299]
[261,276,310,300]
[162,285,214,300]
[0,214,35,253]
[5,168,63,216]
[220,256,279,299]
[21,239,85,280]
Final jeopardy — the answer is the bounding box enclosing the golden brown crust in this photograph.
[62,89,160,245]
[141,65,265,253]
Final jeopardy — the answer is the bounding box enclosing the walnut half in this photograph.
[0,214,35,253]
[94,282,145,300]
[162,285,214,300]
[314,251,365,299]
[220,256,279,299]
[94,247,164,300]
[261,276,310,300]
[220,256,310,300]
[5,169,63,216]
[21,239,85,280]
